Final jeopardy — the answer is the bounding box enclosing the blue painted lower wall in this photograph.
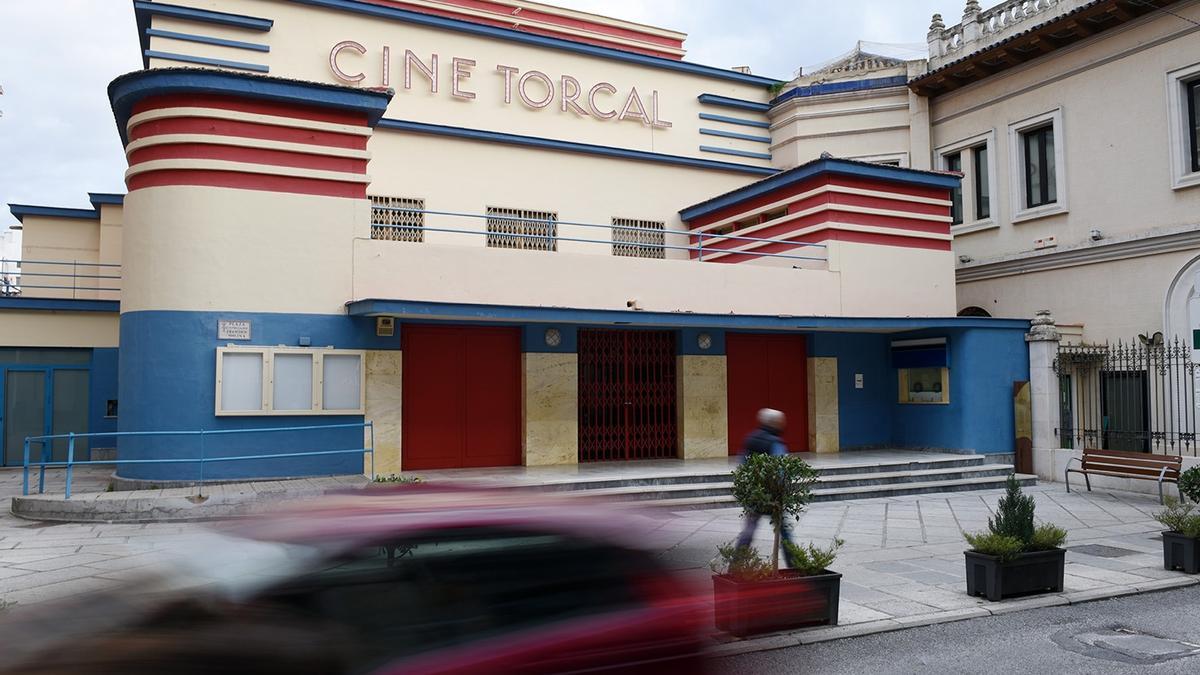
[811,326,1029,454]
[88,348,119,454]
[117,310,400,480]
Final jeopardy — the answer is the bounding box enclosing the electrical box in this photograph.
[376,316,395,337]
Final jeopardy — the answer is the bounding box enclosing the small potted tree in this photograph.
[710,453,843,636]
[964,476,1067,601]
[1156,496,1200,574]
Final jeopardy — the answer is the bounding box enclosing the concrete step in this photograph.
[628,474,1038,510]
[507,454,997,493]
[537,464,1017,502]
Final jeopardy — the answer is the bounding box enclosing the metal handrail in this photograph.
[0,258,122,298]
[1,258,121,267]
[22,421,376,499]
[372,206,829,262]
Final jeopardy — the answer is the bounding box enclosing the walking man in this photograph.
[734,408,799,566]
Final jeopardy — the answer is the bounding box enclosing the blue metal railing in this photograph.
[372,207,829,263]
[0,258,122,298]
[22,422,375,500]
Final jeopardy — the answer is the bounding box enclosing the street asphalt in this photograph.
[715,585,1200,674]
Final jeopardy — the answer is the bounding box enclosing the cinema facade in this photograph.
[0,0,1032,481]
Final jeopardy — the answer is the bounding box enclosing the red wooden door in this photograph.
[578,330,677,462]
[402,325,520,470]
[726,333,808,454]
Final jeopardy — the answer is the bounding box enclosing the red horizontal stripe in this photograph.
[705,229,950,263]
[127,169,365,199]
[132,93,370,127]
[696,210,949,255]
[686,174,953,229]
[128,143,367,174]
[828,191,948,218]
[359,0,684,57]
[128,117,367,150]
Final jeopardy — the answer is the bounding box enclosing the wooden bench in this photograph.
[1065,448,1183,504]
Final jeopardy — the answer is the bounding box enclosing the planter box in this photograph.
[1162,531,1200,574]
[712,569,841,637]
[964,548,1065,602]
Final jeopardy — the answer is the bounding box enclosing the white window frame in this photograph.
[215,346,366,416]
[850,152,909,168]
[1167,62,1200,191]
[1008,109,1068,224]
[935,130,997,235]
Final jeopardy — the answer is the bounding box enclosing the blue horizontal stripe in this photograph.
[144,49,270,73]
[346,299,1031,333]
[132,1,273,31]
[7,204,97,223]
[145,28,271,53]
[87,193,125,207]
[378,118,778,176]
[771,75,909,105]
[697,94,771,112]
[0,298,119,313]
[287,0,779,87]
[108,69,393,145]
[698,112,771,129]
[699,145,772,161]
[699,128,771,143]
[680,157,960,221]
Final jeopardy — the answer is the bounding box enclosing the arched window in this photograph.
[957,306,991,317]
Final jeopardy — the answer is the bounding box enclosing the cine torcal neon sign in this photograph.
[329,41,672,129]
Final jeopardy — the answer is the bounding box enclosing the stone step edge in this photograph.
[622,474,1037,508]
[533,465,1017,497]
[500,456,998,491]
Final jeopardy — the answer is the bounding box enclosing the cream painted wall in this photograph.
[365,131,758,256]
[122,186,369,314]
[770,88,914,169]
[0,311,119,348]
[522,352,578,466]
[149,0,774,166]
[933,6,1200,261]
[957,249,1199,342]
[677,354,727,459]
[18,214,103,299]
[830,240,957,317]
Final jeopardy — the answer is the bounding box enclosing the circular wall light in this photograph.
[544,328,562,347]
[697,333,713,350]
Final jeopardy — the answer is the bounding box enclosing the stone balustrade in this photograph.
[927,0,1085,69]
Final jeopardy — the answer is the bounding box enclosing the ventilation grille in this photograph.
[370,196,424,242]
[612,218,666,259]
[486,207,557,252]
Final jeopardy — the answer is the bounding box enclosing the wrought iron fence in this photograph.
[1054,337,1197,456]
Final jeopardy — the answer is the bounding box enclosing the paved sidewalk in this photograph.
[1,469,1195,647]
[647,483,1198,653]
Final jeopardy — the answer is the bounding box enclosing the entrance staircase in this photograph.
[516,454,1035,509]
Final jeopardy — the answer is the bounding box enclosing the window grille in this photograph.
[612,218,666,259]
[370,196,424,242]
[486,207,557,251]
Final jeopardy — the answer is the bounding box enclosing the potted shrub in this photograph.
[1180,465,1200,504]
[709,453,843,636]
[1155,497,1200,574]
[964,476,1067,601]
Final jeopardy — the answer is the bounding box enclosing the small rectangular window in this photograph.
[486,207,557,252]
[370,196,424,242]
[944,152,963,225]
[1189,79,1200,173]
[612,218,665,259]
[322,353,363,411]
[219,351,265,413]
[273,352,314,411]
[973,145,990,220]
[898,367,949,405]
[1023,125,1056,208]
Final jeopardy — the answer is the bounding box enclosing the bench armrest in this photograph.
[1065,456,1083,470]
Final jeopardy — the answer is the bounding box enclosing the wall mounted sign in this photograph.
[218,319,252,341]
[329,41,672,128]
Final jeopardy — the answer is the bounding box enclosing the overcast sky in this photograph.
[0,0,946,233]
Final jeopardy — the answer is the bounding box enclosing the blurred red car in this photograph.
[0,485,710,675]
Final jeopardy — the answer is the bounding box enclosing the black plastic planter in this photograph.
[964,548,1065,601]
[712,569,841,637]
[1162,531,1200,574]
